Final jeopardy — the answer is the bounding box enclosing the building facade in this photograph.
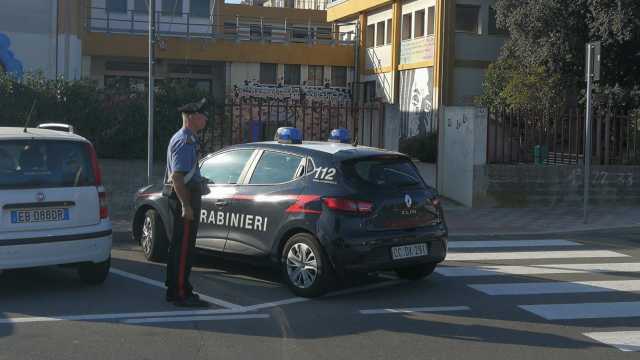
[327,0,507,147]
[1,0,355,103]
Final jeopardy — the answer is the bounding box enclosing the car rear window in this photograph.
[341,156,423,188]
[0,140,96,189]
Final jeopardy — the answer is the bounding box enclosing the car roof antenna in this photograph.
[23,100,37,133]
[352,135,358,147]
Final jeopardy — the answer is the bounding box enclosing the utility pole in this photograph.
[584,41,601,224]
[148,0,156,184]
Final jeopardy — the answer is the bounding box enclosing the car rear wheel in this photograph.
[141,209,168,262]
[395,262,438,280]
[281,233,333,298]
[78,257,110,285]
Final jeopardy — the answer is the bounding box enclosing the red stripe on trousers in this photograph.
[178,221,190,299]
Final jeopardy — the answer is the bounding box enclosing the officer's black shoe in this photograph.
[173,293,209,308]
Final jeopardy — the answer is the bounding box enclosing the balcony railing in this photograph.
[87,7,355,45]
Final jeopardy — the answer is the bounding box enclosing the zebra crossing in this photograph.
[439,239,640,352]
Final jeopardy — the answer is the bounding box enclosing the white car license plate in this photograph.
[11,208,70,224]
[391,243,429,260]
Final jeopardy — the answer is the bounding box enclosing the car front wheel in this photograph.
[281,233,334,298]
[395,262,438,280]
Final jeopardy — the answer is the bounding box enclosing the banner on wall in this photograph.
[399,36,435,65]
[399,67,434,138]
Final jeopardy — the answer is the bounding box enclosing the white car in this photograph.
[0,127,112,284]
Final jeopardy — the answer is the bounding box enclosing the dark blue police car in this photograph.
[131,128,448,297]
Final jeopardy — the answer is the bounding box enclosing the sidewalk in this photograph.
[444,206,640,236]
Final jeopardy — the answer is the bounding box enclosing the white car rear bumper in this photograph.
[0,222,112,270]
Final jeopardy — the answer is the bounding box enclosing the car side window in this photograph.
[249,151,304,185]
[200,149,254,185]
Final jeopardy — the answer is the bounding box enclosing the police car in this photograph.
[132,128,447,297]
[0,127,112,284]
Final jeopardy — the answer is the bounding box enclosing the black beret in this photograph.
[178,98,207,114]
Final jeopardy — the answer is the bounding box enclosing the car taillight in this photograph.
[99,187,109,219]
[323,197,373,214]
[86,143,108,219]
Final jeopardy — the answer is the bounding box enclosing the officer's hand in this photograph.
[182,206,194,221]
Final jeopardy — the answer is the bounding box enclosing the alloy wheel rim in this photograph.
[286,243,318,289]
[141,216,153,256]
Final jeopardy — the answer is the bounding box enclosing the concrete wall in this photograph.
[437,106,487,207]
[101,159,165,220]
[474,165,640,208]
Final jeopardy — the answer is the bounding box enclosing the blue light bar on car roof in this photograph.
[275,127,303,144]
[328,128,351,143]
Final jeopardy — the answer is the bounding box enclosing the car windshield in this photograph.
[0,140,96,189]
[341,156,423,188]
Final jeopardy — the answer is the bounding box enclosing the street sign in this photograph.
[585,41,601,82]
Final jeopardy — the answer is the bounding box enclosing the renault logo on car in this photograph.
[36,192,45,202]
[404,194,412,208]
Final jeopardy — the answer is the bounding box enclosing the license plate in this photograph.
[391,243,429,260]
[10,208,70,224]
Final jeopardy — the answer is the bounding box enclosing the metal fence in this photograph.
[198,99,385,154]
[86,6,355,45]
[487,108,640,165]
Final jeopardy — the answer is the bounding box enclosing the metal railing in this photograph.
[238,0,330,10]
[86,6,355,45]
[487,107,640,166]
[199,99,385,153]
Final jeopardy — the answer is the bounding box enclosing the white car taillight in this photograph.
[86,142,109,220]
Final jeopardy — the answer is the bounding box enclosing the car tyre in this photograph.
[395,262,438,280]
[78,257,110,285]
[281,233,334,298]
[141,209,168,262]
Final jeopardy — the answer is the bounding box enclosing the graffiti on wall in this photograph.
[399,67,434,138]
[226,81,355,143]
[0,33,23,79]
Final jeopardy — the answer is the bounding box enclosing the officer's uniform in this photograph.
[164,99,207,306]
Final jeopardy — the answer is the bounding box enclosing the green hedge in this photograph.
[0,72,209,160]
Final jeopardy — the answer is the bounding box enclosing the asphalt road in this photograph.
[2,227,640,360]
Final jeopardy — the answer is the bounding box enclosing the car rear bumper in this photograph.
[326,226,448,273]
[0,228,112,270]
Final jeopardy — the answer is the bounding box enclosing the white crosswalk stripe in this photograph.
[583,331,640,352]
[447,240,582,249]
[443,238,640,352]
[470,280,640,295]
[445,250,628,261]
[437,262,640,277]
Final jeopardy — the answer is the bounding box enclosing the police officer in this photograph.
[164,98,209,308]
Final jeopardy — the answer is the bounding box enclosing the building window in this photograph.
[307,65,324,86]
[427,6,435,36]
[134,0,148,13]
[402,13,412,40]
[488,6,508,35]
[104,76,147,92]
[456,5,480,33]
[260,63,277,85]
[331,66,347,87]
[250,24,262,40]
[284,64,301,85]
[107,0,127,13]
[162,0,183,16]
[365,24,375,48]
[376,21,385,46]
[191,0,210,18]
[414,10,425,37]
[386,19,392,44]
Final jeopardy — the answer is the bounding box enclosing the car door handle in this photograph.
[215,200,229,206]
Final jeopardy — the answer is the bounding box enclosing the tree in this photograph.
[481,0,640,110]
